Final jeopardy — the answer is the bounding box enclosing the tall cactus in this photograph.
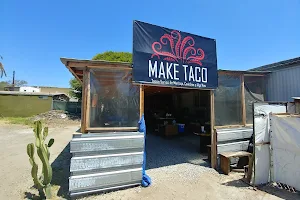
[27,121,55,199]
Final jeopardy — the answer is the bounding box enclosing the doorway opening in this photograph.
[144,86,212,169]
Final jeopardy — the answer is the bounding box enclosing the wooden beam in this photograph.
[73,70,83,75]
[214,124,249,129]
[241,74,246,126]
[67,61,132,68]
[210,90,217,169]
[93,70,131,75]
[66,65,83,84]
[86,127,139,131]
[218,71,242,76]
[133,82,213,91]
[244,74,266,77]
[80,93,85,133]
[140,85,144,118]
[88,65,132,70]
[255,142,270,146]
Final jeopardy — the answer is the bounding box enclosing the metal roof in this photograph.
[218,69,269,75]
[0,91,67,96]
[249,57,300,72]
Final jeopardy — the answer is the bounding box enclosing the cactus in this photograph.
[27,121,54,199]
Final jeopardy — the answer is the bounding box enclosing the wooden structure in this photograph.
[220,151,252,175]
[210,70,268,168]
[61,58,141,133]
[61,58,267,169]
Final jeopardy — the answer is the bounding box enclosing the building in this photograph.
[37,86,71,95]
[59,21,299,196]
[0,91,69,117]
[250,57,300,102]
[4,85,71,95]
[19,86,41,92]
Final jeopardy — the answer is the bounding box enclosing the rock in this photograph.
[60,114,67,119]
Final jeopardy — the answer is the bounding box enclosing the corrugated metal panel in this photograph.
[216,127,253,154]
[217,128,252,143]
[70,132,144,154]
[266,65,300,102]
[69,132,144,196]
[70,152,143,175]
[69,168,142,194]
[217,141,250,153]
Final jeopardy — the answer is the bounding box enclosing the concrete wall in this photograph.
[0,95,53,117]
[266,64,300,102]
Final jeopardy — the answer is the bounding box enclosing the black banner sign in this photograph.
[132,20,218,89]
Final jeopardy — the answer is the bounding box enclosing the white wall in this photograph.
[270,115,300,190]
[19,86,41,93]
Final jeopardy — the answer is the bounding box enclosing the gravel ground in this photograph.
[146,133,208,170]
[79,134,298,200]
[0,124,297,200]
[83,163,289,200]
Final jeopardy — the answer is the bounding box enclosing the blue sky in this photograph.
[1,0,299,87]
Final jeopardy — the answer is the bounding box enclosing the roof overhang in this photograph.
[60,58,132,83]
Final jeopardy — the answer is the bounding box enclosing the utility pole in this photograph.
[12,71,15,89]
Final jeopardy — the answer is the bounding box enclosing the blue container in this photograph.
[178,124,185,133]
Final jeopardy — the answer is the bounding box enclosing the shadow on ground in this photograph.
[51,143,71,199]
[146,133,210,170]
[24,142,71,200]
[24,191,40,200]
[258,185,300,200]
[221,179,250,188]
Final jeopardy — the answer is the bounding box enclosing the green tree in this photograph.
[69,51,132,100]
[69,78,82,100]
[92,51,132,62]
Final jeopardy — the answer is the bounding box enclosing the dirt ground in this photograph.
[0,122,79,199]
[0,122,298,200]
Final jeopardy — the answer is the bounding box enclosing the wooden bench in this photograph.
[214,127,253,172]
[220,151,252,175]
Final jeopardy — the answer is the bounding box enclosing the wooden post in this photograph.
[210,90,217,169]
[85,69,91,130]
[140,85,144,118]
[241,74,246,126]
[80,93,85,133]
[81,67,89,133]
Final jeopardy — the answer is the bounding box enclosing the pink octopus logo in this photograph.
[151,30,205,66]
